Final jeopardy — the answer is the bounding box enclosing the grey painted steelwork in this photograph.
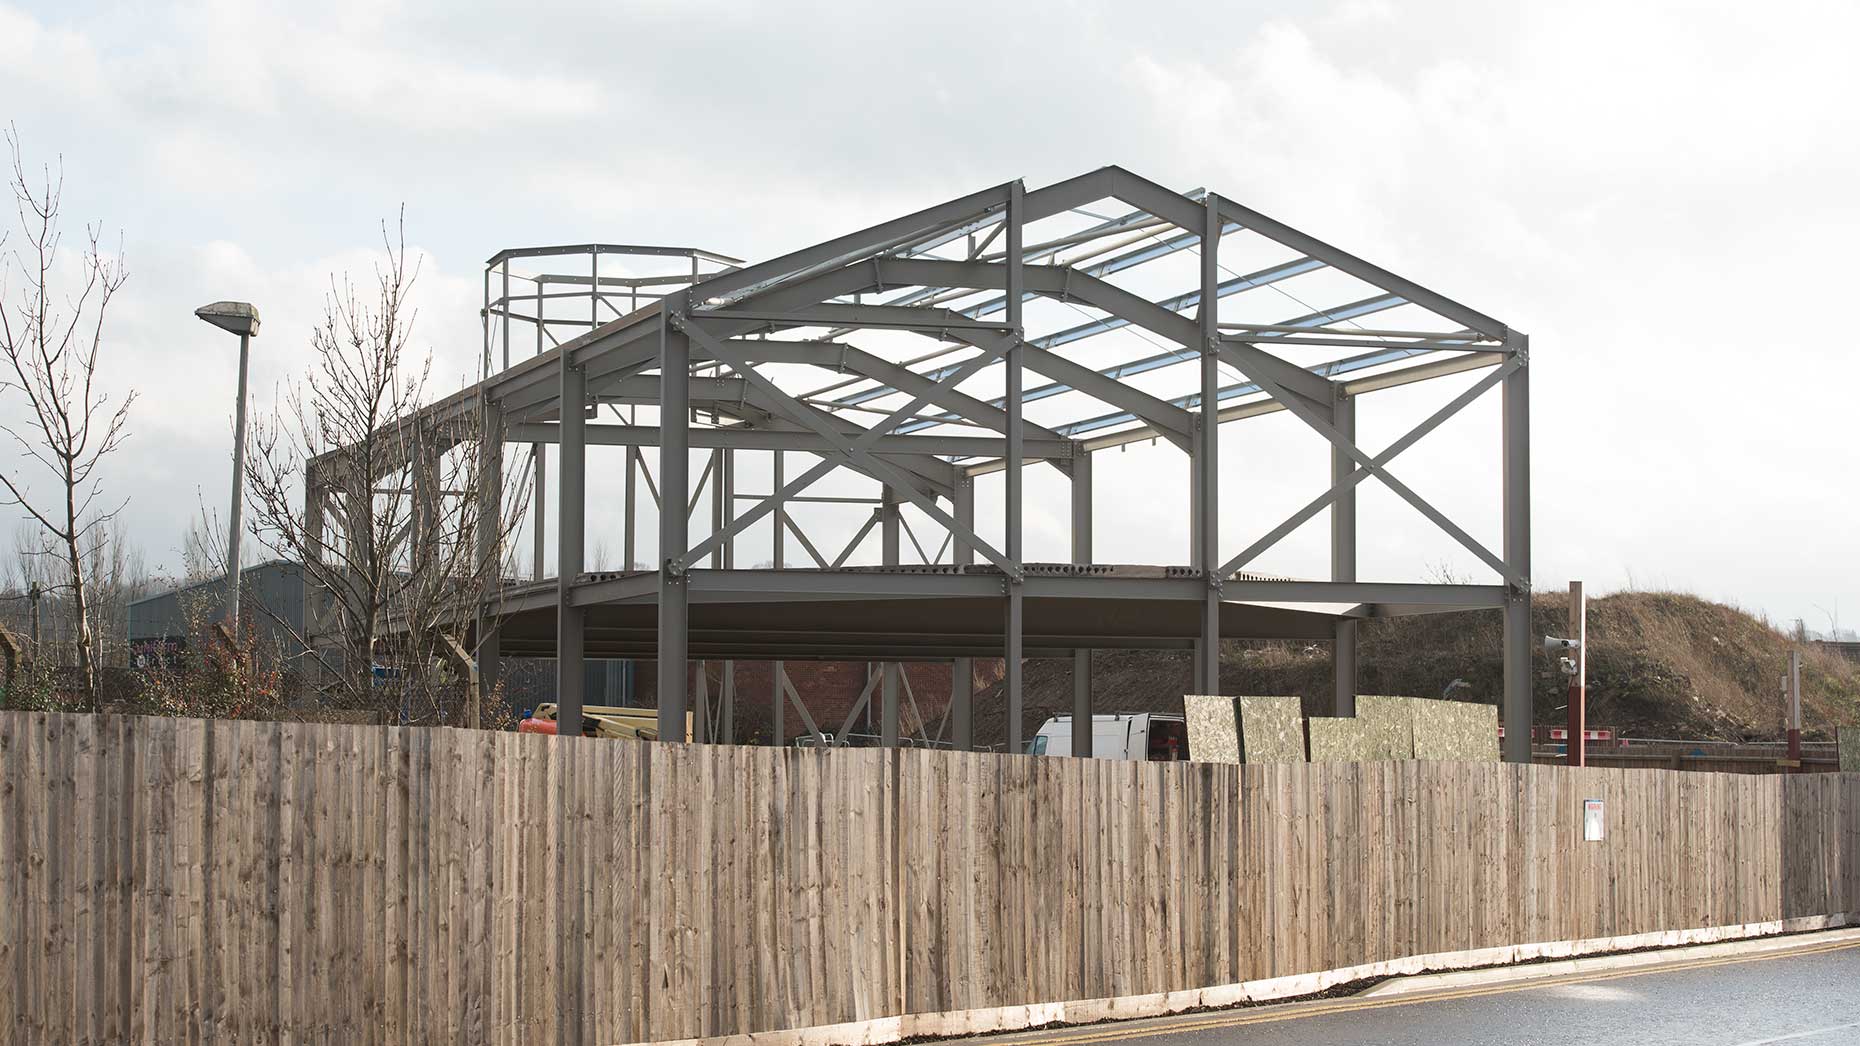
[1502,332,1533,763]
[1331,389,1358,718]
[1195,197,1222,697]
[557,348,586,738]
[1070,452,1093,758]
[318,166,1532,760]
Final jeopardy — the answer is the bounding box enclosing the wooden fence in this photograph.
[0,711,1854,1044]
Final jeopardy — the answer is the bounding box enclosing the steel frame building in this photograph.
[319,166,1533,760]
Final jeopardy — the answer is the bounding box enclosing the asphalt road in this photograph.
[961,939,1860,1046]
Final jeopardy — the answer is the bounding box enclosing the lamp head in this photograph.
[195,301,260,337]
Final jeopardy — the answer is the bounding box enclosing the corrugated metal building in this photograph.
[127,560,307,667]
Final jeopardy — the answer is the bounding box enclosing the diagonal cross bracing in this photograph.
[678,337,1009,567]
[678,317,1022,578]
[1217,358,1522,575]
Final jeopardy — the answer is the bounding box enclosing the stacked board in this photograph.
[1186,694,1500,764]
[1411,698,1501,761]
[1236,696,1306,764]
[1306,716,1369,762]
[1183,695,1305,765]
[1356,695,1418,761]
[1182,694,1241,763]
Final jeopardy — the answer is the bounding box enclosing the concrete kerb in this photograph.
[613,914,1856,1046]
[1358,923,1860,998]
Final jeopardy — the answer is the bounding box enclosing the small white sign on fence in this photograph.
[1583,798,1605,842]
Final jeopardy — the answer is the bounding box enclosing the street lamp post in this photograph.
[195,301,261,631]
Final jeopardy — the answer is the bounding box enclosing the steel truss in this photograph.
[315,166,1533,762]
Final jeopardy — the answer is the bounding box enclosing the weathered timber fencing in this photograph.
[0,711,1855,1044]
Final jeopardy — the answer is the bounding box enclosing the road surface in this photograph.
[959,938,1860,1046]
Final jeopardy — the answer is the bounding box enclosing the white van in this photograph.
[1028,713,1189,761]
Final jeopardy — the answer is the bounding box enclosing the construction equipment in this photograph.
[519,703,692,742]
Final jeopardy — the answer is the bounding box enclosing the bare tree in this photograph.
[0,127,134,709]
[82,518,156,669]
[243,215,526,724]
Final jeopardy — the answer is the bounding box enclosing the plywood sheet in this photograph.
[1356,695,1416,761]
[1236,696,1306,764]
[1183,694,1241,764]
[1307,717,1370,762]
[1411,698,1500,762]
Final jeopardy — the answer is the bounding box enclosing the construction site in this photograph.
[315,165,1537,759]
[5,166,1858,1045]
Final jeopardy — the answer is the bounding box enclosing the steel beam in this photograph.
[773,449,786,748]
[1218,360,1517,577]
[677,331,1007,568]
[681,319,1015,574]
[1331,389,1357,718]
[473,403,504,729]
[699,303,1015,332]
[881,487,901,748]
[864,254,1324,421]
[709,338,1063,441]
[557,350,586,738]
[1021,165,1206,234]
[505,424,1081,460]
[512,569,1510,614]
[1196,198,1223,697]
[697,181,1010,306]
[1214,336,1514,585]
[476,398,505,725]
[1071,451,1093,757]
[1215,196,1508,340]
[623,444,638,572]
[1004,181,1026,754]
[656,315,691,742]
[1502,333,1533,763]
[531,444,546,580]
[719,449,735,742]
[951,467,975,752]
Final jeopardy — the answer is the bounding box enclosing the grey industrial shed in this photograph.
[128,560,308,667]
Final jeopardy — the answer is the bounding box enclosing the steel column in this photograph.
[657,315,691,742]
[1195,197,1222,696]
[1501,333,1532,763]
[773,449,786,748]
[474,403,505,729]
[881,486,901,747]
[1004,180,1026,753]
[532,445,546,580]
[1071,450,1094,757]
[709,449,726,568]
[1331,388,1358,717]
[951,467,975,751]
[557,352,586,739]
[719,448,735,743]
[624,443,637,572]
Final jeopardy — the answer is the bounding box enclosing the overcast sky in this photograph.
[2,0,1856,634]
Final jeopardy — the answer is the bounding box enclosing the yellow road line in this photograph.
[995,938,1860,1046]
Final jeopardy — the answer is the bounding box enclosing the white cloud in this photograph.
[0,0,1854,628]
